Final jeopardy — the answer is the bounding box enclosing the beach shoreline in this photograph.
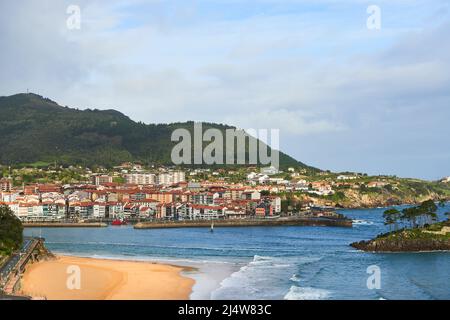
[20,255,195,300]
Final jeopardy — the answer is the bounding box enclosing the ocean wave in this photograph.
[45,241,303,255]
[284,286,331,300]
[211,255,299,299]
[52,251,238,266]
[352,219,375,226]
[290,274,301,282]
[252,255,273,262]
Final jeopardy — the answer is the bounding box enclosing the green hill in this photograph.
[0,93,314,170]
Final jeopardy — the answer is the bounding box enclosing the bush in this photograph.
[0,206,23,256]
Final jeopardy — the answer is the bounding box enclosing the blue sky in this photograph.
[0,0,449,180]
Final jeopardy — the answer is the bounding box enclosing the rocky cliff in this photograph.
[310,189,448,209]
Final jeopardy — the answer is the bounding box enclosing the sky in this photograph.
[0,0,449,180]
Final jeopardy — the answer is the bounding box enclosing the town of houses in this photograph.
[0,169,282,222]
[0,163,400,222]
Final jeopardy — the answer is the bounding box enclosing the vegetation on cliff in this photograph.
[351,201,450,252]
[383,200,439,230]
[0,205,23,256]
[278,180,450,210]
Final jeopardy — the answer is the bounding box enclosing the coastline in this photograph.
[19,202,450,300]
[23,222,108,228]
[20,255,195,300]
[49,253,241,300]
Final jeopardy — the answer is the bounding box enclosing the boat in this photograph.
[112,219,127,226]
[210,222,214,233]
[111,219,122,226]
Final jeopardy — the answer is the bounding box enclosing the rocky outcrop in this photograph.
[351,224,450,252]
[351,237,450,252]
[310,190,447,209]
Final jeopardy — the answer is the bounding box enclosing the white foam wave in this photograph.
[52,251,236,265]
[352,219,375,226]
[290,274,301,282]
[284,286,331,300]
[211,255,297,300]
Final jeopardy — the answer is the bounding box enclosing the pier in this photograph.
[135,216,353,229]
[23,222,108,228]
[0,237,50,297]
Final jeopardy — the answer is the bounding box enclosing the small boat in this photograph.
[210,222,214,233]
[112,219,127,226]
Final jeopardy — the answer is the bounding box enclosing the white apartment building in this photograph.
[337,175,357,180]
[158,171,186,186]
[92,175,113,186]
[172,171,186,184]
[261,166,279,176]
[271,197,282,214]
[158,173,173,186]
[125,173,157,185]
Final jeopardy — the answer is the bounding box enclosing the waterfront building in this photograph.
[255,202,273,217]
[224,207,247,219]
[188,204,225,220]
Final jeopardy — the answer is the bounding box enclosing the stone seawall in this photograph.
[135,217,353,229]
[23,223,108,228]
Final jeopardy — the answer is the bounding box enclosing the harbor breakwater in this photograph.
[23,222,108,228]
[134,217,353,229]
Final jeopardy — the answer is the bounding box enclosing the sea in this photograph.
[24,203,450,300]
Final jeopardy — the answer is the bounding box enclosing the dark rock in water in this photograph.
[351,237,450,252]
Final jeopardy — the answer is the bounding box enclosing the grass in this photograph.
[18,161,52,168]
[0,253,9,268]
[377,220,450,241]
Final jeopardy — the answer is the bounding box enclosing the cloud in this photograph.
[0,0,449,179]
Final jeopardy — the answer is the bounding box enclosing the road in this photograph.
[0,238,35,288]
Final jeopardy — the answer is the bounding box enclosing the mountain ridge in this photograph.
[0,93,315,170]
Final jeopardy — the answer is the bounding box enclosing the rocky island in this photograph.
[351,200,450,252]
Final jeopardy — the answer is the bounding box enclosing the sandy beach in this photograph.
[20,256,195,300]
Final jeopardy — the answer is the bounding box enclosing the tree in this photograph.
[401,207,420,228]
[383,208,401,231]
[0,205,23,256]
[418,200,438,226]
[383,210,395,231]
[401,200,439,229]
